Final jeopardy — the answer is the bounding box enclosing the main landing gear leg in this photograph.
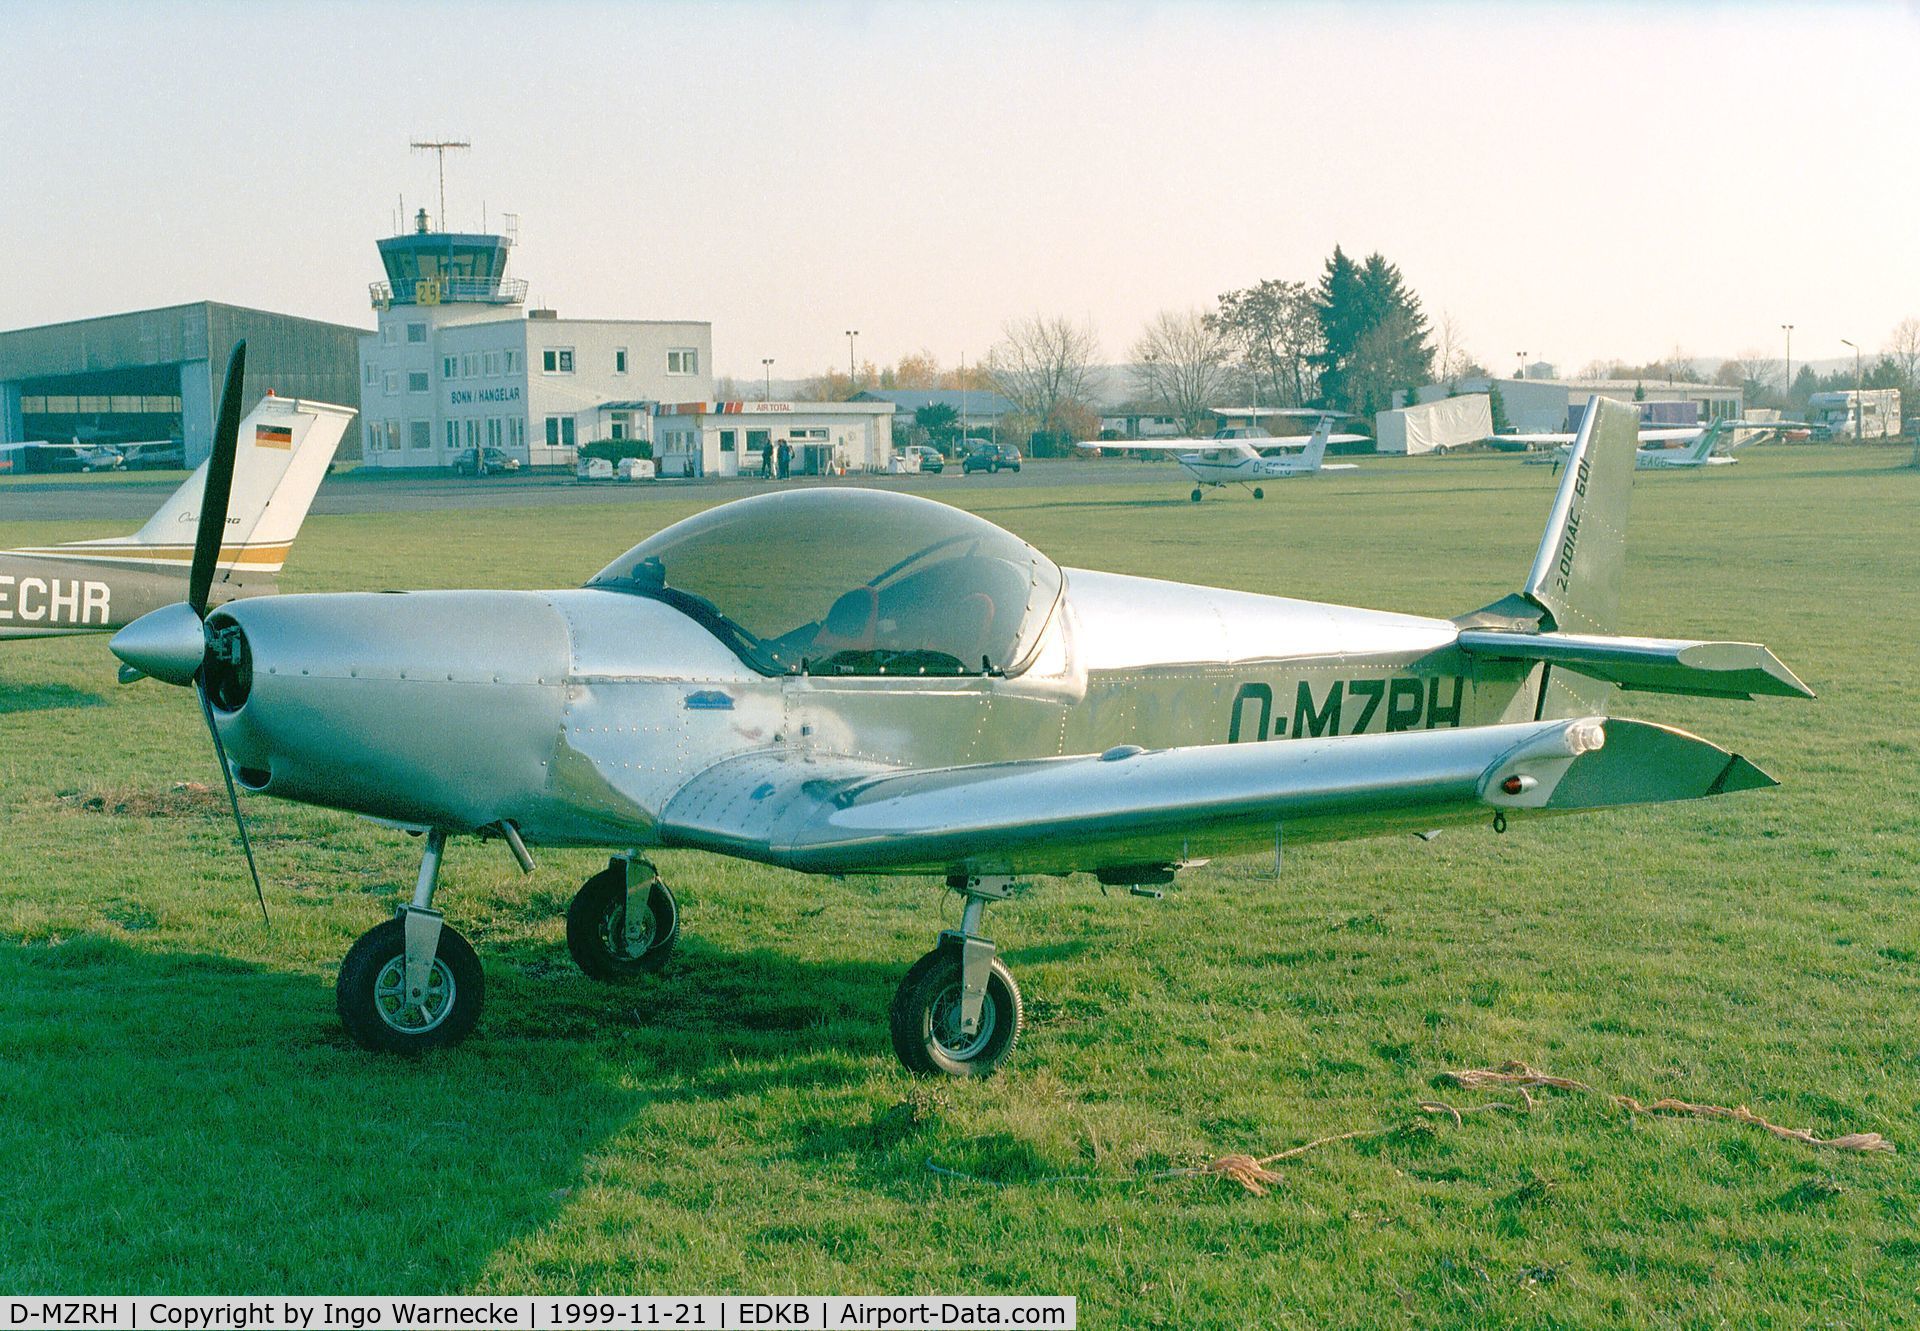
[567,852,679,980]
[336,827,485,1052]
[890,874,1025,1078]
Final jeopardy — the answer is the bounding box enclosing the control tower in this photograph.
[369,208,528,328]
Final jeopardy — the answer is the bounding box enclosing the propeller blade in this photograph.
[197,676,269,926]
[189,341,249,619]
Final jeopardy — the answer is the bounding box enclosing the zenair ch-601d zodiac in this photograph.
[1,388,350,641]
[112,347,1810,1076]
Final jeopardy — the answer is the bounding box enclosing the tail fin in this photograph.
[121,396,354,580]
[1684,419,1726,462]
[1299,415,1334,470]
[44,397,353,595]
[1518,395,1638,716]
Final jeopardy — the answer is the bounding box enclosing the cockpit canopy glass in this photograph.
[588,490,1064,678]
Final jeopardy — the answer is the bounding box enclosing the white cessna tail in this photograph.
[32,395,353,578]
[1118,414,1369,500]
[1517,419,1738,470]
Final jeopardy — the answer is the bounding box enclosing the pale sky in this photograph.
[1,1,1915,380]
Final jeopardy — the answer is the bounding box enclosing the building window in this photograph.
[487,418,503,448]
[445,421,458,450]
[610,412,631,441]
[545,415,576,447]
[384,371,399,396]
[462,353,478,378]
[382,324,398,346]
[667,348,698,375]
[542,348,575,374]
[614,348,628,374]
[510,416,525,449]
[790,426,828,441]
[408,372,429,394]
[719,429,736,453]
[406,322,427,344]
[384,421,401,452]
[504,350,518,374]
[464,419,479,448]
[746,429,771,458]
[409,420,431,450]
[363,362,377,386]
[443,356,457,379]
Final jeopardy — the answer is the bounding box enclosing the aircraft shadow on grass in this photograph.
[0,931,927,1290]
[0,681,106,715]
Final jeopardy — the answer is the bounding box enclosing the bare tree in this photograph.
[1131,309,1233,435]
[1885,317,1920,402]
[988,315,1098,441]
[1434,310,1475,384]
[1211,279,1322,407]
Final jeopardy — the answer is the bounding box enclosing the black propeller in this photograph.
[189,342,269,925]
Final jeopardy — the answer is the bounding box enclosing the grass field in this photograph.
[2,447,1917,1326]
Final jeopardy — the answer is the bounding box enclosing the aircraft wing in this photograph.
[655,716,1773,877]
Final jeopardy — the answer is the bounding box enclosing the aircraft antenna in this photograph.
[409,138,471,231]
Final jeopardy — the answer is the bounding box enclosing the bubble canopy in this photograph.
[588,490,1064,678]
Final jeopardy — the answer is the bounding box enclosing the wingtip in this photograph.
[1711,754,1779,795]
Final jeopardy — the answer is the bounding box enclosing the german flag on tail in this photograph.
[255,423,294,449]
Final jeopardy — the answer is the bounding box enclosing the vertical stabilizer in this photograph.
[1523,395,1638,717]
[1299,416,1334,471]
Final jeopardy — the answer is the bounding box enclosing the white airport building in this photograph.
[1410,376,1743,434]
[356,214,713,469]
[651,400,897,478]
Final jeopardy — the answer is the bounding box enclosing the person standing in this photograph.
[777,439,791,480]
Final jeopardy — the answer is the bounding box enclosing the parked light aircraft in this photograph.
[1116,414,1369,500]
[1517,419,1738,471]
[1,392,351,641]
[113,355,1809,1077]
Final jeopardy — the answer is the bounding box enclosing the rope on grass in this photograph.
[926,1060,1893,1197]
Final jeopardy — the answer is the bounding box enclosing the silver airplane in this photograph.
[1,393,351,641]
[113,372,1810,1077]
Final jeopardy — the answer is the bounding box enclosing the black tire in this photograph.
[1190,488,1203,503]
[566,861,678,980]
[889,944,1022,1078]
[1253,486,1265,499]
[336,917,483,1053]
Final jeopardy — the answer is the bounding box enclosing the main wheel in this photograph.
[889,945,1023,1077]
[1253,486,1265,499]
[566,861,678,980]
[336,917,484,1053]
[1190,488,1203,503]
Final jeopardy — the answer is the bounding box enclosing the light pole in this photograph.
[1515,351,1528,380]
[1840,339,1862,439]
[845,330,859,391]
[1780,323,1793,406]
[761,358,774,403]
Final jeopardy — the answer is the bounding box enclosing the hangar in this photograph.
[0,303,366,466]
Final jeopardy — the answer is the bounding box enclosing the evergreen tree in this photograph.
[1487,382,1512,434]
[1312,248,1433,415]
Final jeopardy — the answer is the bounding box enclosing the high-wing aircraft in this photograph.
[113,361,1809,1077]
[1114,414,1369,500]
[1516,419,1738,471]
[1,391,351,641]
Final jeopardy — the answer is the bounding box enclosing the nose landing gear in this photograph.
[337,828,484,1052]
[890,874,1024,1078]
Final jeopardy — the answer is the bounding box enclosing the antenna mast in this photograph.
[409,138,470,230]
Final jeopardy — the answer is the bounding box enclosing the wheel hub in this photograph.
[602,900,655,959]
[372,955,456,1033]
[930,981,997,1061]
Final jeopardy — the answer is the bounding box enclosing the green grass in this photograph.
[2,447,1918,1325]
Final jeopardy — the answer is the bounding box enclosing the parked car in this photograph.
[961,441,1022,474]
[453,447,522,476]
[120,440,187,470]
[905,444,945,473]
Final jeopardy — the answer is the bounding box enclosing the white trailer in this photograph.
[1807,389,1901,439]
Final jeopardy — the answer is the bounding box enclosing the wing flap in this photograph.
[658,716,1773,877]
[1457,629,1813,700]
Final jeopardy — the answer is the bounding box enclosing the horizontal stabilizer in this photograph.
[1457,629,1813,700]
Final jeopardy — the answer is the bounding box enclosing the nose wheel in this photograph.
[890,875,1024,1077]
[566,855,679,980]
